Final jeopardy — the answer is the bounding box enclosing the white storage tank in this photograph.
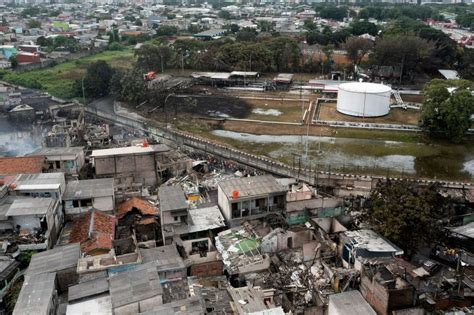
[336,82,391,117]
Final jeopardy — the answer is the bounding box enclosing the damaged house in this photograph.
[5,197,62,250]
[339,229,404,270]
[360,263,416,315]
[91,145,192,189]
[159,185,225,274]
[217,175,287,227]
[117,197,159,245]
[69,209,116,256]
[30,146,85,177]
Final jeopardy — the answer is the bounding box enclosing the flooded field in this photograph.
[211,130,474,181]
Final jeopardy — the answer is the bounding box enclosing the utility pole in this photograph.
[81,76,86,118]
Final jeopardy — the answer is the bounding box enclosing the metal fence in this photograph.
[84,107,473,190]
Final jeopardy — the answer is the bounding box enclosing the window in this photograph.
[55,161,61,169]
[231,203,240,219]
[174,216,179,222]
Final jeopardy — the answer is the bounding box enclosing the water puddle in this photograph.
[211,130,473,180]
[252,108,283,116]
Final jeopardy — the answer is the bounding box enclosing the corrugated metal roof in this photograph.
[91,145,169,158]
[139,296,204,315]
[218,175,287,199]
[31,146,84,156]
[64,178,114,200]
[188,206,225,233]
[158,185,187,212]
[14,172,64,189]
[6,197,55,216]
[139,245,185,272]
[68,277,109,302]
[13,272,56,315]
[329,291,376,315]
[449,222,474,239]
[109,262,163,309]
[26,244,80,276]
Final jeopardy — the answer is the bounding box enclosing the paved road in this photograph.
[88,96,115,115]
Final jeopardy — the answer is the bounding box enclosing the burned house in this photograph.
[285,184,344,225]
[339,230,404,270]
[63,178,115,216]
[5,197,62,250]
[91,145,191,188]
[217,175,287,227]
[69,209,116,256]
[360,264,416,315]
[117,197,159,244]
[159,185,188,245]
[159,185,225,271]
[109,262,164,314]
[215,227,271,276]
[8,104,35,123]
[30,146,85,176]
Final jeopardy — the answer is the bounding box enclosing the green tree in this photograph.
[36,36,53,47]
[350,20,378,36]
[114,67,148,105]
[372,35,434,82]
[135,43,174,72]
[218,10,232,20]
[107,27,120,43]
[236,28,257,42]
[456,12,474,29]
[78,60,114,99]
[135,19,143,27]
[303,20,317,31]
[258,20,275,32]
[319,6,347,21]
[458,48,474,80]
[420,79,474,143]
[362,180,447,258]
[344,37,373,66]
[21,6,41,18]
[155,25,178,36]
[27,19,41,29]
[9,55,17,68]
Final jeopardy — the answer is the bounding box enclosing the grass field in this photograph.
[318,102,421,125]
[2,48,134,99]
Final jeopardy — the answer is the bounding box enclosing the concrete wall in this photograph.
[94,154,158,187]
[93,196,114,212]
[12,215,40,231]
[360,273,415,315]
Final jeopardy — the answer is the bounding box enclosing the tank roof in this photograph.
[339,82,392,94]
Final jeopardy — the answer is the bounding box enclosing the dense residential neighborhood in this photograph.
[0,0,473,314]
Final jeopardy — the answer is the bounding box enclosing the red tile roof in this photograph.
[70,210,116,255]
[117,197,157,219]
[0,156,45,175]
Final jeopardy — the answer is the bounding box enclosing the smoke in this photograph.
[0,117,42,157]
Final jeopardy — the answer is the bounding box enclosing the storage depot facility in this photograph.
[336,82,392,117]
